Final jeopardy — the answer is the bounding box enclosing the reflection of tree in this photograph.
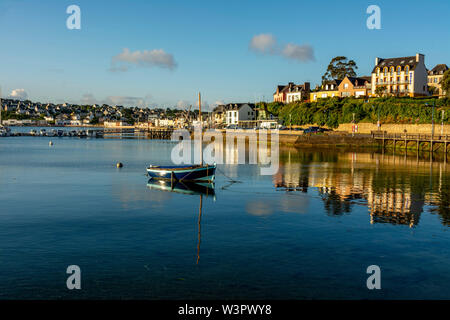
[319,188,351,216]
[429,177,450,226]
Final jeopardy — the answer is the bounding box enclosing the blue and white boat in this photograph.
[147,92,216,183]
[147,164,216,182]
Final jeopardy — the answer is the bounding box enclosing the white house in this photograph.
[225,103,255,125]
[371,53,428,97]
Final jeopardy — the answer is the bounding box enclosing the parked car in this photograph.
[303,126,324,134]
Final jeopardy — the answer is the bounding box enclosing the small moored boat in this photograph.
[146,92,216,183]
[147,164,216,183]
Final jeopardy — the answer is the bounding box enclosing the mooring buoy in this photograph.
[116,162,123,168]
[49,141,53,146]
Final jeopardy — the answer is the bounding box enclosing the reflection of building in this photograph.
[367,188,423,227]
[273,151,431,226]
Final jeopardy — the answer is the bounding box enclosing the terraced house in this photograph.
[338,76,372,98]
[310,79,341,101]
[428,64,449,97]
[273,82,310,103]
[371,53,428,97]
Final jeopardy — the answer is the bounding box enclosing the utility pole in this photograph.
[352,112,355,137]
[290,113,292,132]
[432,100,435,138]
[442,109,445,136]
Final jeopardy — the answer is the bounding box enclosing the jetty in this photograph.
[372,131,450,153]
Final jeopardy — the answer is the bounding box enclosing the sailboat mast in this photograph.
[198,92,203,165]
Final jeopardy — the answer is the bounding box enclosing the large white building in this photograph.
[225,103,255,125]
[371,53,428,97]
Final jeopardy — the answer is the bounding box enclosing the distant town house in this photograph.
[225,103,255,125]
[285,82,310,103]
[338,76,372,98]
[371,53,428,97]
[310,80,341,101]
[273,82,310,103]
[428,64,449,98]
[212,105,226,126]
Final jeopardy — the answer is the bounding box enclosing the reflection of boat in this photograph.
[146,177,214,264]
[147,179,215,197]
[146,92,216,183]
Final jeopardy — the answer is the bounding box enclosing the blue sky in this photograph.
[0,0,449,109]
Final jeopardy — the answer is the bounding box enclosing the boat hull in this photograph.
[147,164,216,182]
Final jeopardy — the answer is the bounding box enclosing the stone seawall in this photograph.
[338,123,450,135]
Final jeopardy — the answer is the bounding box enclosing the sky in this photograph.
[0,0,449,110]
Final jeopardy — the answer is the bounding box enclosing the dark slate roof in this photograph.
[372,56,418,73]
[321,79,342,90]
[346,76,371,86]
[428,64,449,75]
[225,103,256,111]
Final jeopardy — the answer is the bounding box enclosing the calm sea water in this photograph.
[0,133,449,299]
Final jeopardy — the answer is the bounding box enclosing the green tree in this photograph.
[322,56,358,83]
[375,85,387,97]
[441,70,450,97]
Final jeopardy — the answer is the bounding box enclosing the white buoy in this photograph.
[49,141,53,146]
[116,162,123,168]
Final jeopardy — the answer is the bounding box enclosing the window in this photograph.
[397,66,401,75]
[405,65,409,73]
[344,83,349,89]
[384,67,388,76]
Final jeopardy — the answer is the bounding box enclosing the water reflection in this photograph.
[276,148,450,227]
[146,179,215,264]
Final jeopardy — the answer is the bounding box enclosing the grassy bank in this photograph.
[259,97,450,128]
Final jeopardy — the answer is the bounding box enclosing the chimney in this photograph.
[375,57,380,66]
[304,82,310,92]
[416,53,424,63]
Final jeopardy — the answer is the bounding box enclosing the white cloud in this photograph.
[282,43,315,62]
[249,34,315,63]
[8,88,28,100]
[111,48,177,71]
[249,33,276,54]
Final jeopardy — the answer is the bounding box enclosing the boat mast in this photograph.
[198,92,203,165]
